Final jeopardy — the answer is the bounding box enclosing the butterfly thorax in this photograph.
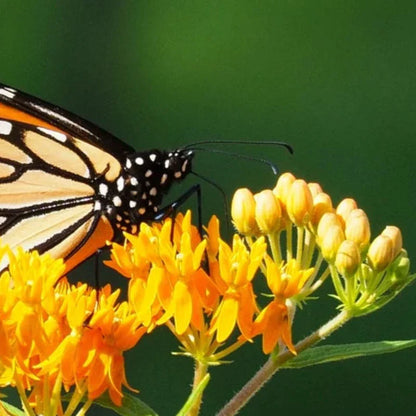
[98,148,194,235]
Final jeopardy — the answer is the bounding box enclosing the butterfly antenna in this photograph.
[190,170,230,229]
[190,147,280,175]
[184,139,293,175]
[184,139,293,154]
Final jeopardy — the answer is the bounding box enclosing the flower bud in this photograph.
[320,224,345,263]
[335,240,361,276]
[317,212,343,244]
[367,235,394,272]
[393,254,410,280]
[231,188,259,235]
[345,209,371,251]
[254,190,282,234]
[381,226,402,259]
[286,179,314,227]
[336,198,358,227]
[311,192,333,226]
[273,172,296,209]
[308,182,323,198]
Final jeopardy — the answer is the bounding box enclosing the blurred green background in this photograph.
[0,1,415,415]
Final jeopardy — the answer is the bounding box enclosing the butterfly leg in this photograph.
[155,184,202,234]
[94,249,101,292]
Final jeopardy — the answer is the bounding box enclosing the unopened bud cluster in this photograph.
[231,172,412,315]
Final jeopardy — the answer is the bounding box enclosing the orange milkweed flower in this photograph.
[253,257,313,354]
[107,212,220,335]
[0,246,145,414]
[209,235,267,343]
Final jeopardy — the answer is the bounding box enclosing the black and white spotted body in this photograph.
[101,148,194,235]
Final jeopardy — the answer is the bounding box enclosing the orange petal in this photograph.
[173,280,192,335]
[216,296,239,343]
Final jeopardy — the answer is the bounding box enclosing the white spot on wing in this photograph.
[130,177,138,186]
[94,201,102,211]
[129,200,137,208]
[0,88,16,99]
[37,127,67,142]
[145,169,152,177]
[99,183,108,196]
[113,196,122,207]
[0,120,12,135]
[149,153,157,162]
[149,187,157,196]
[135,157,144,165]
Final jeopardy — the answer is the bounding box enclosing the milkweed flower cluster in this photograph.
[0,172,412,415]
[0,247,144,415]
[232,172,411,317]
[107,210,313,360]
[107,213,281,361]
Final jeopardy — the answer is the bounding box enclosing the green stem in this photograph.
[188,360,209,416]
[75,399,93,416]
[329,265,348,305]
[216,310,351,416]
[212,339,246,362]
[63,382,87,416]
[16,380,36,416]
[304,265,330,296]
[296,227,304,265]
[268,231,281,264]
[286,223,293,260]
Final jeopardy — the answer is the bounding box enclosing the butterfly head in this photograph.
[106,148,194,233]
[124,147,194,190]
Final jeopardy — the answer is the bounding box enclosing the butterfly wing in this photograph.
[0,84,130,271]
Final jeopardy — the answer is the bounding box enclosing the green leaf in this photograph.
[93,392,158,416]
[281,339,416,369]
[0,401,26,416]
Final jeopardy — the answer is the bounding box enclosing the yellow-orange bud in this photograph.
[344,209,371,251]
[320,224,345,262]
[286,179,314,227]
[254,189,282,234]
[317,212,343,244]
[273,172,296,209]
[308,182,323,198]
[231,188,258,235]
[367,235,394,272]
[336,198,358,227]
[381,226,402,259]
[335,240,361,276]
[311,192,333,226]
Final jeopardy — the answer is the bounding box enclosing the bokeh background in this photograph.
[1,1,415,415]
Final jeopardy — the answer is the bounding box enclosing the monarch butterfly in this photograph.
[0,83,194,272]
